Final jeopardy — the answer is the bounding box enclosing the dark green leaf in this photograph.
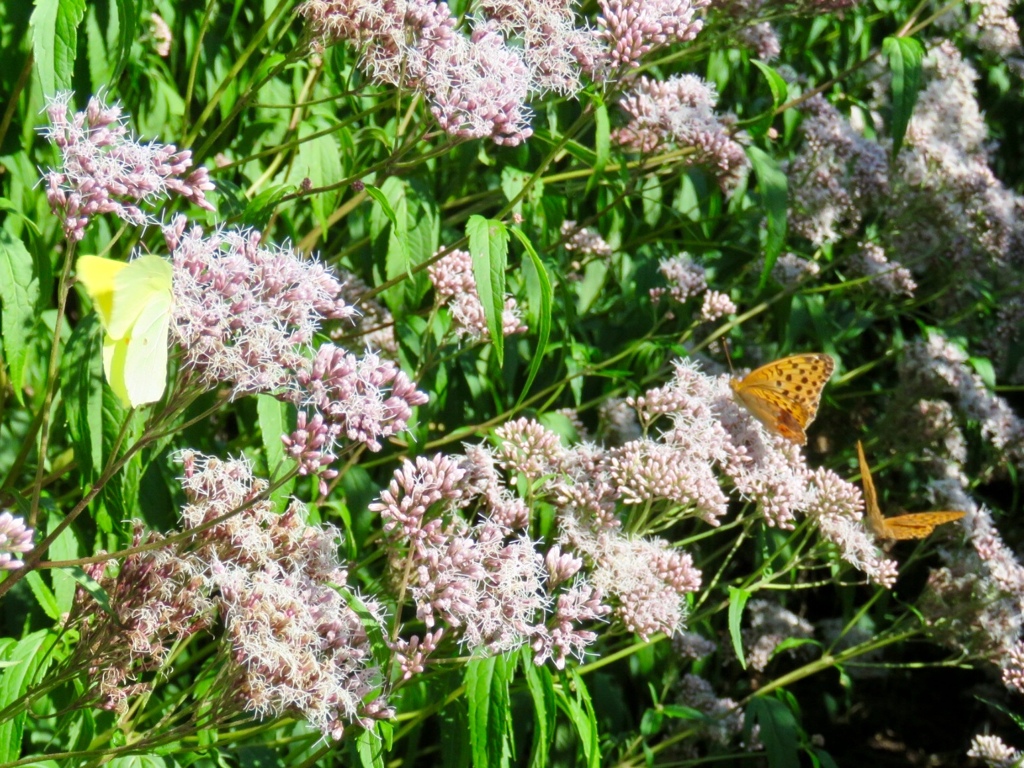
[750,696,800,768]
[510,227,552,408]
[522,651,556,768]
[588,102,610,194]
[467,215,509,365]
[747,146,788,287]
[747,61,790,138]
[60,315,106,480]
[883,36,924,159]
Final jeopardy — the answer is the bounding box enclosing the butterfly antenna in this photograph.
[721,338,735,374]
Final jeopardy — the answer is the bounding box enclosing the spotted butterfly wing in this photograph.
[856,441,965,541]
[729,353,834,444]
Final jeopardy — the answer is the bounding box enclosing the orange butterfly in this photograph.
[856,441,965,541]
[729,353,834,444]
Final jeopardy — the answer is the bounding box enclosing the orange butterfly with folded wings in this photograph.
[856,441,965,541]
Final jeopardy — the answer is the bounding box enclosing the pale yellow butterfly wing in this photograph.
[856,440,966,541]
[76,255,129,330]
[729,353,834,444]
[77,254,174,407]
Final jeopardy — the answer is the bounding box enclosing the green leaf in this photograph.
[510,228,552,408]
[0,630,56,764]
[31,0,86,94]
[110,0,139,80]
[365,184,399,229]
[559,669,599,768]
[298,129,344,244]
[467,215,510,365]
[522,651,556,768]
[883,36,924,159]
[63,565,114,616]
[257,394,295,509]
[356,726,386,768]
[747,146,788,288]
[0,230,42,403]
[48,509,81,614]
[466,655,513,768]
[24,571,60,621]
[588,102,610,194]
[728,586,751,668]
[60,315,106,480]
[747,61,790,138]
[749,696,800,768]
[968,355,997,390]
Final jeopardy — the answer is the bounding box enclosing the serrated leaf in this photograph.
[0,230,42,403]
[31,0,86,94]
[0,630,55,764]
[728,585,751,668]
[747,146,788,288]
[510,228,551,408]
[467,215,509,365]
[356,725,386,768]
[522,651,555,768]
[24,572,60,621]
[563,669,600,768]
[883,36,924,160]
[466,655,513,768]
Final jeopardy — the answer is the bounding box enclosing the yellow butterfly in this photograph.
[76,255,174,408]
[856,441,965,541]
[729,353,834,444]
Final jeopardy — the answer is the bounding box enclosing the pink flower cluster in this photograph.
[651,253,736,320]
[742,599,814,672]
[0,512,34,569]
[596,0,707,69]
[892,43,1024,279]
[613,75,749,190]
[166,216,356,397]
[784,94,889,247]
[899,333,1024,469]
[849,241,916,298]
[561,220,613,259]
[633,359,898,585]
[770,252,821,287]
[71,452,389,739]
[369,453,609,668]
[299,0,601,144]
[427,248,527,341]
[917,479,1024,696]
[164,216,428,489]
[42,93,213,240]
